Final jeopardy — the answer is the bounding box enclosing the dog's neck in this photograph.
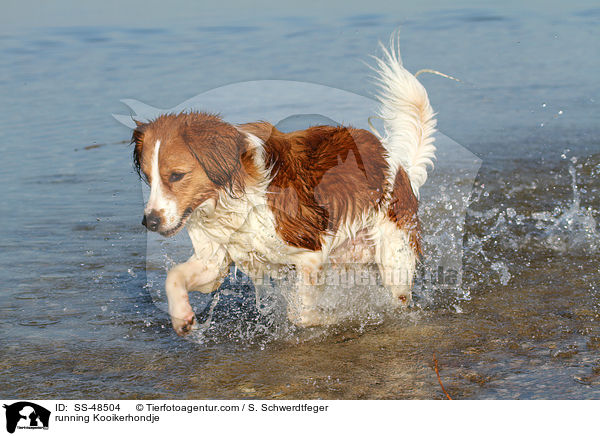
[186,163,271,248]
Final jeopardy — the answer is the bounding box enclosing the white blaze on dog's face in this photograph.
[131,113,254,236]
[144,139,180,231]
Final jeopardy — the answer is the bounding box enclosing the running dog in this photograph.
[131,40,436,335]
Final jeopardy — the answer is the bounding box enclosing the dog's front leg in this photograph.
[166,247,230,336]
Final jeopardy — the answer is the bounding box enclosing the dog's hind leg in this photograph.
[375,163,421,307]
[374,219,418,307]
[166,245,231,336]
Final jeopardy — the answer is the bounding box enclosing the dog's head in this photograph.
[132,112,251,236]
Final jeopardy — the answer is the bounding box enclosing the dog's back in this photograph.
[240,122,391,251]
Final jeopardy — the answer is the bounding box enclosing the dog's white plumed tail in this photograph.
[371,35,436,198]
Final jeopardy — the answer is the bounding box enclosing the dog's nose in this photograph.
[142,213,161,231]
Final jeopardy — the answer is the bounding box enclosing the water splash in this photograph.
[491,261,511,285]
[463,155,599,297]
[538,165,599,254]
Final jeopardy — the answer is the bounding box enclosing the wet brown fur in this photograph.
[241,122,391,251]
[388,167,421,254]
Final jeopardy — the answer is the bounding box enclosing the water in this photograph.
[1,2,599,399]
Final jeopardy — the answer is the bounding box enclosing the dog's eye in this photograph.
[169,172,186,183]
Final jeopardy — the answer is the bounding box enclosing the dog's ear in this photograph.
[182,121,246,193]
[131,122,147,180]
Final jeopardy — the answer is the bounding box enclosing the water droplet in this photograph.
[491,261,511,285]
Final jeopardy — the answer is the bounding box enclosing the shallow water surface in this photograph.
[0,2,599,399]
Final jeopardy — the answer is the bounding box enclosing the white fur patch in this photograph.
[374,218,416,288]
[145,139,180,230]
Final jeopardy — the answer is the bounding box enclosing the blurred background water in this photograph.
[0,0,599,399]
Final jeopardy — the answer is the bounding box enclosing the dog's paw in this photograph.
[170,309,197,336]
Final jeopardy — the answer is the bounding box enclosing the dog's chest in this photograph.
[188,202,312,278]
